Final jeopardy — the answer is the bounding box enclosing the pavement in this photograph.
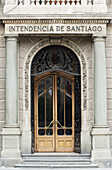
[0,168,112,170]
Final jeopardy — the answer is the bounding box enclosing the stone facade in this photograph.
[0,0,112,168]
[0,23,5,154]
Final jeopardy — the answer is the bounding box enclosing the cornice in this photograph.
[2,19,110,24]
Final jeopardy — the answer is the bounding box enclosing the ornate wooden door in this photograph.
[34,72,74,152]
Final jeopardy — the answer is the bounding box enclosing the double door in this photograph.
[34,72,74,152]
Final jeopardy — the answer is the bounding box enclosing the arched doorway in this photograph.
[31,45,81,153]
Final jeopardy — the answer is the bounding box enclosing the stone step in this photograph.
[15,153,98,169]
[23,158,91,162]
[22,153,90,158]
[22,161,91,165]
[15,164,98,168]
[23,157,90,160]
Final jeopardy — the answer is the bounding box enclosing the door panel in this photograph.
[56,75,74,152]
[35,75,54,152]
[34,72,74,152]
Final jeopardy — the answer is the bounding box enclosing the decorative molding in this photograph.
[3,19,110,24]
[24,38,87,111]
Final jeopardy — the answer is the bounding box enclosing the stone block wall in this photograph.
[106,24,112,148]
[0,24,5,153]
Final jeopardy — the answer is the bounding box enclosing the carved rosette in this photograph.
[24,38,87,110]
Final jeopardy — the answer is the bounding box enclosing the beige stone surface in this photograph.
[107,121,112,131]
[19,111,23,122]
[0,58,5,68]
[106,58,112,68]
[110,135,112,147]
[0,90,5,100]
[107,110,112,120]
[0,26,4,36]
[106,48,112,57]
[0,121,5,131]
[107,69,112,79]
[19,100,23,111]
[19,79,23,89]
[107,90,112,99]
[107,79,112,89]
[0,37,5,48]
[0,135,2,148]
[0,80,5,89]
[0,101,5,110]
[0,111,5,121]
[0,48,5,58]
[0,34,5,134]
[0,69,5,79]
[19,90,23,100]
[106,25,112,139]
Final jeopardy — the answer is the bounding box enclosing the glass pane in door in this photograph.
[38,94,45,127]
[65,79,72,95]
[46,89,53,127]
[57,89,64,127]
[38,79,45,96]
[65,95,72,127]
[46,77,53,89]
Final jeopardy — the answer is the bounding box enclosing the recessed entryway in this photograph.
[31,45,81,153]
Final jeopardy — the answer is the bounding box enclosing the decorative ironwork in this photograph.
[31,0,81,5]
[31,45,80,76]
[74,76,81,153]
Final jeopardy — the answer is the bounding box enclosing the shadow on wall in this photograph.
[0,0,5,5]
[107,0,112,10]
[0,0,5,13]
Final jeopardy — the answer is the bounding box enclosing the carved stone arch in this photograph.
[23,38,87,132]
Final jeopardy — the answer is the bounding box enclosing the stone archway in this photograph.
[22,38,88,154]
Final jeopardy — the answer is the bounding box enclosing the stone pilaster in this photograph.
[91,35,111,165]
[1,36,21,167]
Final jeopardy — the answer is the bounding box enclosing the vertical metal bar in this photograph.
[54,74,57,151]
[72,77,75,151]
[34,81,38,151]
[45,78,46,135]
[64,78,65,134]
[53,75,55,151]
